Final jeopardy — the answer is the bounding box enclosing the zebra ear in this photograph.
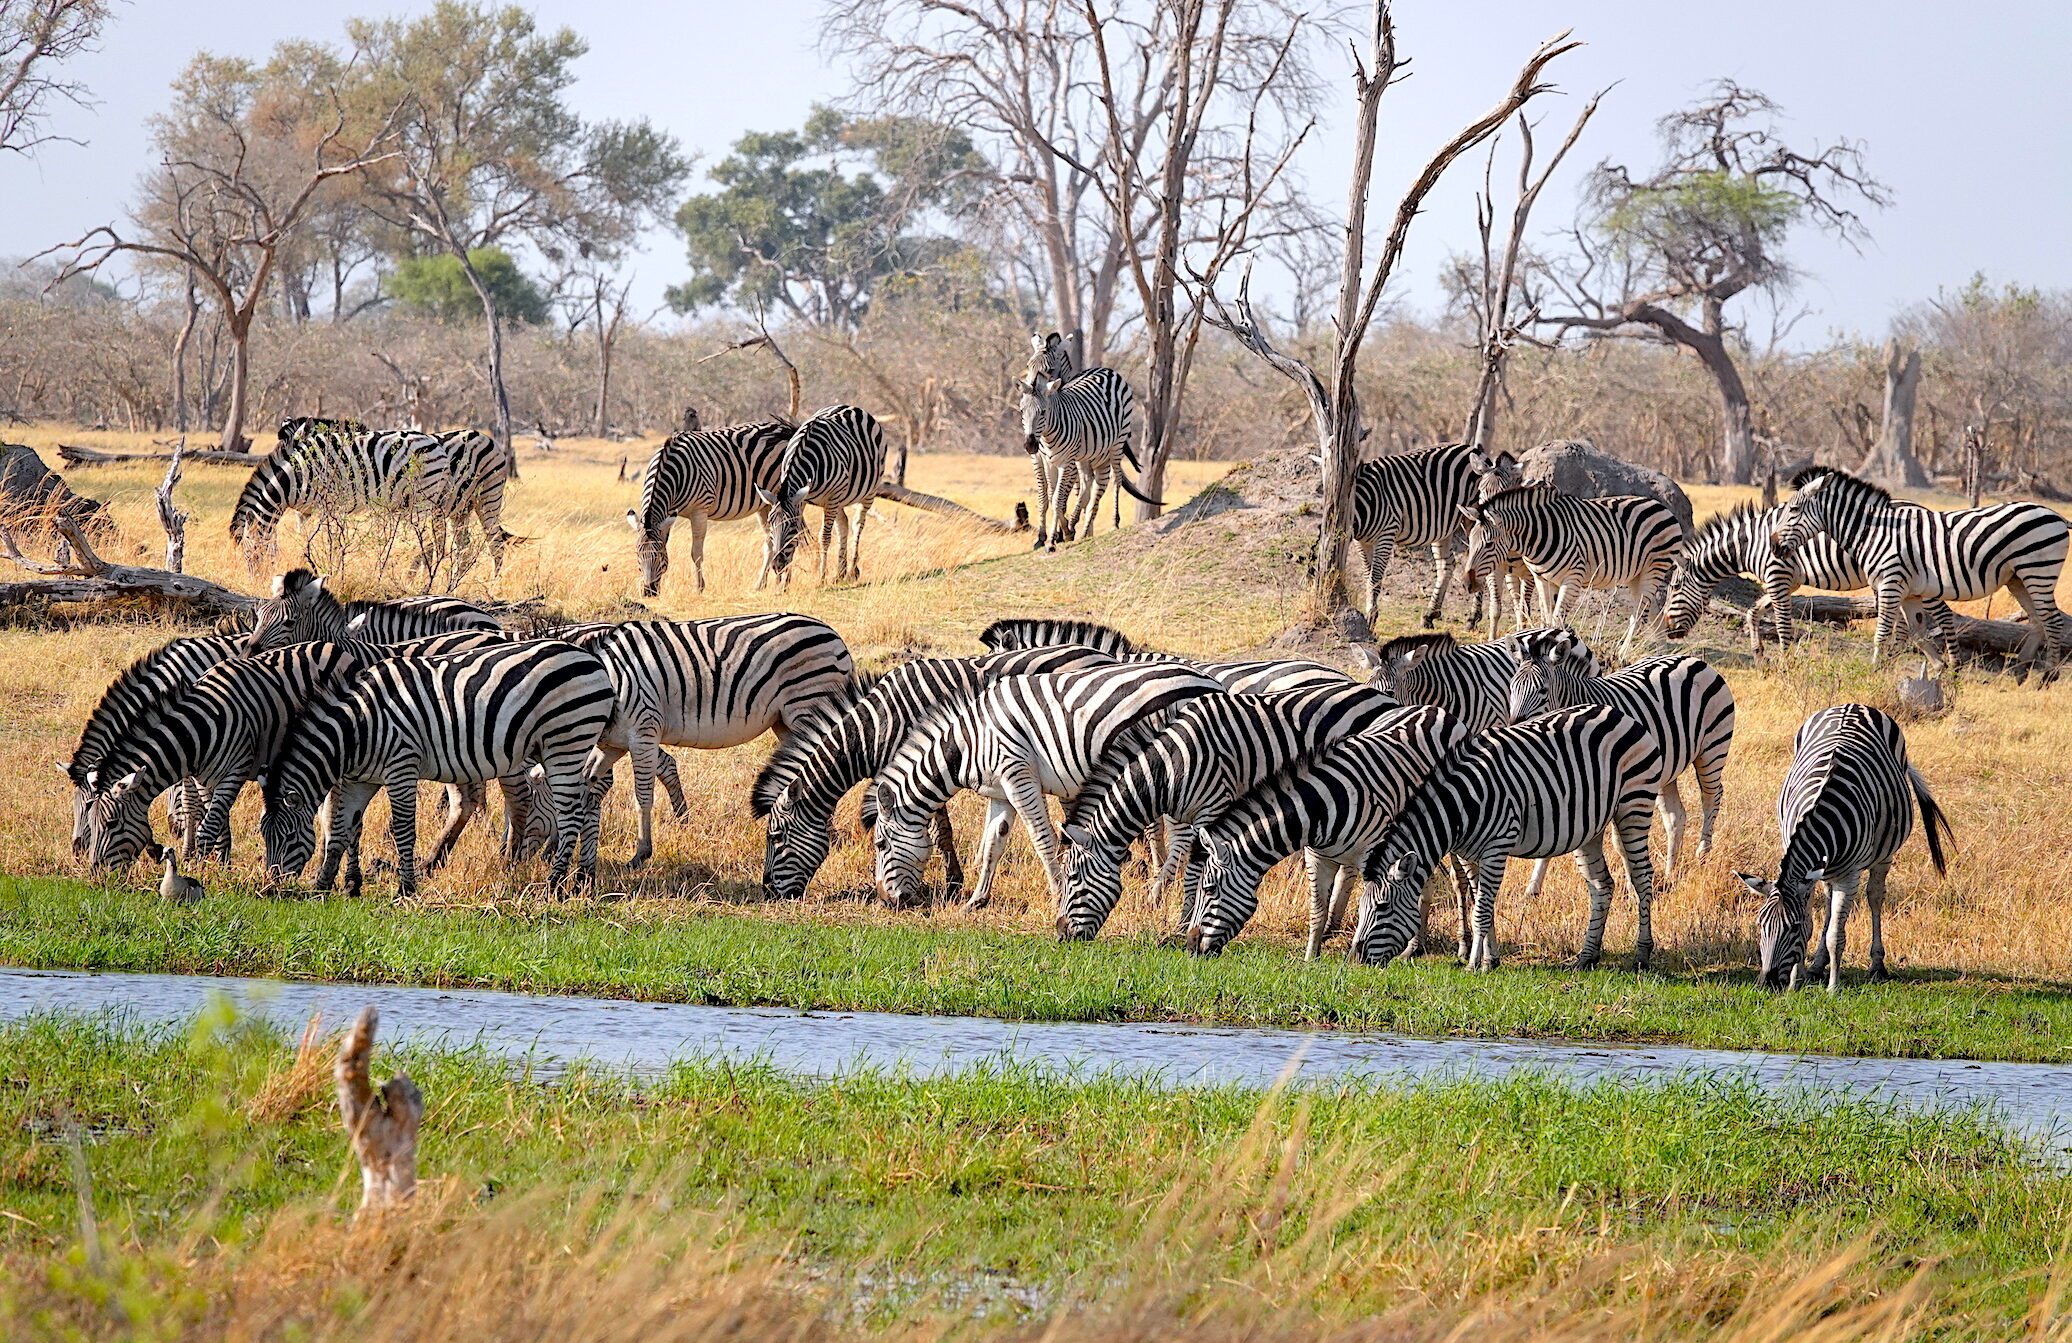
[270,573,288,598]
[1465,448,1492,473]
[624,509,641,531]
[106,769,141,798]
[1493,452,1516,470]
[1383,852,1417,884]
[83,768,99,788]
[1733,871,1772,896]
[1348,642,1382,670]
[1803,868,1827,885]
[56,760,71,777]
[1060,823,1094,847]
[754,486,777,507]
[1457,503,1482,526]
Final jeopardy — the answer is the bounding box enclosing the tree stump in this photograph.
[1897,664,1949,719]
[335,1006,423,1214]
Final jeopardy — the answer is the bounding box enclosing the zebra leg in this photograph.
[962,798,1017,911]
[423,782,484,873]
[317,782,378,895]
[626,728,663,869]
[1820,869,1863,994]
[1870,586,1903,669]
[541,757,597,896]
[1424,538,1452,628]
[384,773,422,899]
[1302,849,1338,961]
[1365,534,1396,621]
[817,508,836,584]
[1655,776,1689,881]
[928,806,966,905]
[1614,797,1658,971]
[1864,861,1892,982]
[1572,828,1616,971]
[1029,452,1052,550]
[657,750,689,823]
[1325,854,1361,935]
[196,776,244,863]
[1047,462,1076,549]
[1150,823,1194,910]
[1693,752,1726,859]
[1447,856,1477,963]
[1077,465,1110,541]
[1001,762,1069,913]
[1522,858,1552,900]
[689,511,710,593]
[848,500,873,582]
[1469,852,1508,971]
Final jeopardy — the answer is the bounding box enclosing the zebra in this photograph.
[62,635,239,860]
[976,617,1344,693]
[1185,706,1469,959]
[625,418,795,595]
[83,643,366,870]
[1507,629,1736,881]
[1337,442,1513,624]
[1770,467,2071,670]
[1459,486,1684,658]
[1736,705,1952,992]
[1662,500,1949,654]
[230,420,515,579]
[980,617,1139,658]
[1350,630,1593,735]
[1020,351,1156,551]
[752,644,1120,902]
[243,569,500,657]
[260,640,615,897]
[567,614,855,867]
[1057,682,1403,942]
[871,662,1224,909]
[1353,703,1666,970]
[756,405,886,588]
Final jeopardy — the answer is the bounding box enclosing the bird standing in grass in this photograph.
[159,850,204,903]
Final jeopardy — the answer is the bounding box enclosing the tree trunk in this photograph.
[172,279,199,436]
[455,249,516,476]
[217,315,253,454]
[1132,0,1197,523]
[591,285,613,440]
[1859,338,1926,488]
[1685,328,1755,485]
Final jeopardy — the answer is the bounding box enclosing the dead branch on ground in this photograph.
[335,1006,422,1215]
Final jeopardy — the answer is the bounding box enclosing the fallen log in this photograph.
[336,1006,422,1214]
[58,442,262,468]
[874,480,1028,535]
[1706,574,2039,663]
[0,516,258,618]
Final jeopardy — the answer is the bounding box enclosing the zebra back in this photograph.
[1023,367,1134,464]
[634,419,794,537]
[978,617,1139,657]
[1780,468,2069,604]
[343,595,501,643]
[1469,485,1684,588]
[770,405,886,510]
[1508,630,1735,781]
[1350,441,1498,550]
[1354,631,1525,735]
[1777,704,1950,890]
[593,613,855,746]
[68,636,239,789]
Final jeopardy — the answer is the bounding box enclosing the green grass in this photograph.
[0,1009,2064,1334]
[7,876,2072,1063]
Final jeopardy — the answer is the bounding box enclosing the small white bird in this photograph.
[159,850,205,904]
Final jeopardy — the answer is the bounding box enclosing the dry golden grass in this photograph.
[6,428,2072,985]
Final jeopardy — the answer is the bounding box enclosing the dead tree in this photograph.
[1201,5,1577,619]
[155,443,186,573]
[0,514,257,617]
[700,326,802,424]
[0,1,112,156]
[335,1006,423,1214]
[1857,338,1927,488]
[873,480,1027,533]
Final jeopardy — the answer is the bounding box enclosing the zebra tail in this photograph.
[1116,466,1163,508]
[1908,764,1953,876]
[1120,438,1143,471]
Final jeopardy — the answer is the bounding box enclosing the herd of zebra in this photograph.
[67,564,1963,992]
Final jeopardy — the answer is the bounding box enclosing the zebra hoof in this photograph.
[1867,963,1892,983]
[1570,954,1600,972]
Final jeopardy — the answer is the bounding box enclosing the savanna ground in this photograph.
[9,427,2072,1337]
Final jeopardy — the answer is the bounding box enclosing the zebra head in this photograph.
[1663,508,1750,637]
[1185,837,1258,957]
[1770,469,1845,558]
[1507,628,1591,720]
[1467,449,1521,502]
[1456,502,1511,595]
[625,509,671,597]
[84,772,159,870]
[1056,823,1123,941]
[1738,869,1819,990]
[1018,376,1062,453]
[870,795,936,908]
[245,568,339,653]
[760,792,832,902]
[1350,634,1445,700]
[1351,847,1428,966]
[755,486,811,583]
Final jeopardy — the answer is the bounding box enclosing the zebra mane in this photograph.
[1372,632,1458,662]
[748,672,879,818]
[978,617,1138,657]
[68,640,202,781]
[1472,483,1560,511]
[1791,465,1891,506]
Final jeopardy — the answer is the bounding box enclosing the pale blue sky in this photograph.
[5,0,2067,343]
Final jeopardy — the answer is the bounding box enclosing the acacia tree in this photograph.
[0,0,110,154]
[346,3,687,468]
[1202,3,1576,618]
[1534,81,1887,484]
[47,51,398,450]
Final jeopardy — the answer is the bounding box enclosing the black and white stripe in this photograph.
[566,614,855,867]
[1461,486,1684,656]
[871,663,1224,909]
[1341,442,1511,623]
[979,618,1139,659]
[757,405,886,587]
[1772,468,2070,668]
[85,643,366,869]
[1019,354,1152,551]
[751,645,1119,901]
[64,635,238,859]
[1057,682,1402,942]
[244,569,498,657]
[1185,706,1468,959]
[230,419,514,578]
[261,640,615,896]
[1351,630,1591,735]
[976,617,1343,693]
[1736,704,1952,992]
[1355,703,1667,970]
[626,418,795,595]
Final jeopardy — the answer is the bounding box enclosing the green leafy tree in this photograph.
[1536,81,1888,484]
[384,248,548,324]
[669,105,988,327]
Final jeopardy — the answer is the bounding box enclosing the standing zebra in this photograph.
[1736,705,1952,992]
[1338,442,1512,624]
[626,418,795,595]
[261,640,615,897]
[1185,706,1468,959]
[1662,500,1949,653]
[1020,351,1156,551]
[1354,703,1666,970]
[230,420,515,579]
[1351,630,1590,735]
[871,662,1224,909]
[1057,682,1403,942]
[1771,468,2070,669]
[1508,629,1736,879]
[571,614,854,867]
[1460,486,1684,657]
[752,644,1118,902]
[84,643,366,869]
[63,635,239,860]
[756,405,886,588]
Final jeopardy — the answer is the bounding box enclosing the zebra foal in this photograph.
[757,405,886,587]
[1736,704,1952,992]
[626,418,794,595]
[1355,704,1667,971]
[1460,486,1683,657]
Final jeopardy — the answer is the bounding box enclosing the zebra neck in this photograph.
[1073,756,1167,852]
[789,724,875,818]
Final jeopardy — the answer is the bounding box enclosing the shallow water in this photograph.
[7,965,2070,1148]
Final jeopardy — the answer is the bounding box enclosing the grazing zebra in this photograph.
[261,640,615,897]
[1057,682,1403,941]
[63,636,239,859]
[979,617,1139,658]
[1338,442,1513,624]
[626,418,795,595]
[1186,706,1468,959]
[230,420,515,578]
[1460,486,1684,657]
[1353,703,1665,970]
[244,569,500,657]
[756,405,886,588]
[1507,629,1736,879]
[1662,500,1949,652]
[1020,353,1155,551]
[84,643,365,869]
[1771,468,2071,669]
[752,644,1119,902]
[1736,705,1952,992]
[567,614,854,867]
[1351,630,1592,735]
[976,617,1343,693]
[871,663,1224,909]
